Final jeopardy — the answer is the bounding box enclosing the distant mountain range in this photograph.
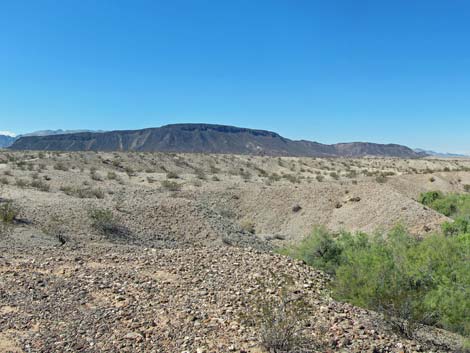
[413,148,468,158]
[0,134,16,148]
[19,129,104,137]
[0,130,103,148]
[9,123,425,158]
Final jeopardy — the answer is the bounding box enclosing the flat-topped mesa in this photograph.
[10,123,426,158]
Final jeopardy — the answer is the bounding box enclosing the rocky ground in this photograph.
[1,151,470,352]
[0,244,464,353]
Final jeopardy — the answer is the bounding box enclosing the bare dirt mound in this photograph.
[235,181,448,241]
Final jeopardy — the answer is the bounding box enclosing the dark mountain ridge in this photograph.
[0,135,15,148]
[10,123,426,158]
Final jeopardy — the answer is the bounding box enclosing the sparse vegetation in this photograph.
[88,208,131,240]
[54,162,69,171]
[161,180,181,191]
[42,216,68,245]
[60,186,105,199]
[107,171,117,180]
[31,179,51,192]
[240,220,256,234]
[166,171,179,179]
[0,200,19,224]
[245,274,324,352]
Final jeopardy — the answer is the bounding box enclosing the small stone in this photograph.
[124,332,142,340]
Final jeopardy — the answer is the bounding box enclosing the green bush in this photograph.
[0,201,19,224]
[418,192,470,238]
[88,208,130,240]
[166,171,179,179]
[161,180,181,191]
[30,180,50,192]
[281,226,470,339]
[60,186,105,199]
[107,171,117,180]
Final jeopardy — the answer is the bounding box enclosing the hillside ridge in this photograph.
[10,123,425,158]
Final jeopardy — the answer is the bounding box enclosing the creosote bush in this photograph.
[0,200,19,224]
[0,200,20,236]
[242,273,324,353]
[240,220,256,234]
[42,216,68,245]
[166,171,179,179]
[161,180,181,191]
[54,162,69,171]
[107,171,117,180]
[88,208,131,240]
[31,179,50,192]
[60,186,105,199]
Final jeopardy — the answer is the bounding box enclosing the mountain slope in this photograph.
[10,123,425,158]
[20,129,105,137]
[414,148,468,158]
[0,134,16,148]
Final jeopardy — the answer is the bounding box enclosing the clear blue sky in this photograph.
[1,0,469,153]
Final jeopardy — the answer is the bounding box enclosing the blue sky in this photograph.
[1,0,469,153]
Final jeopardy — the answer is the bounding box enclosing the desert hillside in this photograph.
[1,151,470,352]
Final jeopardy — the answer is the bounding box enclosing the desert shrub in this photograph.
[209,165,220,174]
[0,200,19,224]
[315,175,324,182]
[30,179,50,192]
[269,173,281,182]
[240,220,256,234]
[282,226,470,340]
[42,216,68,245]
[283,174,299,184]
[329,172,339,180]
[90,171,103,181]
[3,170,13,176]
[419,192,470,219]
[419,191,443,206]
[166,171,179,179]
[54,162,69,171]
[240,170,252,181]
[107,171,117,180]
[211,175,220,182]
[161,180,181,191]
[243,274,324,352]
[124,166,135,177]
[60,186,105,199]
[442,217,470,236]
[195,169,207,180]
[464,185,470,193]
[281,227,358,275]
[375,174,388,183]
[0,177,9,185]
[88,208,130,240]
[15,178,29,188]
[192,179,202,187]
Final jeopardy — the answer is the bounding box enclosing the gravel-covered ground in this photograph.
[1,151,470,352]
[0,244,463,353]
